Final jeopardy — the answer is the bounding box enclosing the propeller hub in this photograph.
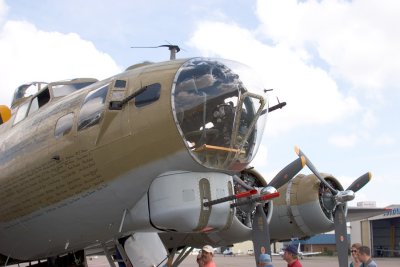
[260,186,277,196]
[335,190,355,204]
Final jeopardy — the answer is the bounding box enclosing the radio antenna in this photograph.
[131,44,180,60]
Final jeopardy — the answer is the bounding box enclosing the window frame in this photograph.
[77,83,110,131]
[54,113,75,138]
[134,83,161,108]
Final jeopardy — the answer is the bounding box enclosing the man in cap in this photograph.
[196,245,216,267]
[357,246,377,267]
[282,244,302,267]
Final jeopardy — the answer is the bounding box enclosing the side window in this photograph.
[78,84,109,131]
[135,83,161,107]
[52,82,96,97]
[13,101,30,125]
[55,113,74,138]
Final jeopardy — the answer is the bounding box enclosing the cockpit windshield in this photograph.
[12,82,48,108]
[172,58,268,171]
[11,78,98,108]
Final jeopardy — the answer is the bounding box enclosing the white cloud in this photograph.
[361,110,377,129]
[252,143,268,169]
[0,4,121,106]
[329,133,359,148]
[374,134,396,146]
[257,0,400,92]
[0,0,7,26]
[329,128,395,148]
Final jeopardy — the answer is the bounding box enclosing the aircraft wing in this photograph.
[346,207,388,221]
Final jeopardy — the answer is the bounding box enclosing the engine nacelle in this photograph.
[269,173,344,240]
[128,171,234,233]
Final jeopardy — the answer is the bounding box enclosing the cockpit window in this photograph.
[135,83,161,107]
[12,82,48,108]
[78,84,109,131]
[13,87,51,125]
[172,58,267,171]
[28,89,51,115]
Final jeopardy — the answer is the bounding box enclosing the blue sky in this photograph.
[0,0,398,207]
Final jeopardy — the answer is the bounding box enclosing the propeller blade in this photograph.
[334,204,349,267]
[268,156,306,190]
[294,146,338,194]
[346,172,372,193]
[252,205,272,265]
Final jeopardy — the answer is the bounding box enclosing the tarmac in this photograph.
[86,254,400,267]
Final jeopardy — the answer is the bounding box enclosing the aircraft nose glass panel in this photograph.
[172,58,267,171]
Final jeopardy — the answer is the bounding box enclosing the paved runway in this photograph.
[87,254,399,267]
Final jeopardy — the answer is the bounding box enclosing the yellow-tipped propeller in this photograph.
[294,146,372,267]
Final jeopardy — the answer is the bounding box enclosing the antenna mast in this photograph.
[130,44,181,60]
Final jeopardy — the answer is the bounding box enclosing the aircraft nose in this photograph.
[172,58,267,172]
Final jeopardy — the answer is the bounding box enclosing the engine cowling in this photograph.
[269,173,344,240]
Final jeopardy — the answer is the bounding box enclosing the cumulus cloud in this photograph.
[329,133,359,148]
[257,0,400,92]
[329,128,395,148]
[251,143,268,169]
[374,134,395,146]
[0,0,7,26]
[0,2,121,106]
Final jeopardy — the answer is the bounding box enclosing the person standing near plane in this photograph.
[282,244,303,267]
[196,245,217,267]
[258,246,273,267]
[357,246,378,267]
[350,243,362,267]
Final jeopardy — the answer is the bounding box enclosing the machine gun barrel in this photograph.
[203,189,257,207]
[230,192,280,208]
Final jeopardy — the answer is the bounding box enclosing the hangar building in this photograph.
[350,204,400,257]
